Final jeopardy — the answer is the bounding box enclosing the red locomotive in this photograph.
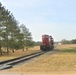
[40,34,54,51]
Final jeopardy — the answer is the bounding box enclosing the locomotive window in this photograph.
[42,36,49,38]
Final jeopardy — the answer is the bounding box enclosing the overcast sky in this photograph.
[0,0,76,42]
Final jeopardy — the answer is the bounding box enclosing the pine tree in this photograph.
[20,24,33,51]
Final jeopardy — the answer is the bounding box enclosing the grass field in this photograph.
[1,44,76,75]
[0,46,40,61]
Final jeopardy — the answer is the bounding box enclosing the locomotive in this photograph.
[40,34,54,51]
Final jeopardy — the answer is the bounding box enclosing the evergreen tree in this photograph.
[0,2,34,55]
[20,24,33,51]
[0,2,6,55]
[0,2,20,54]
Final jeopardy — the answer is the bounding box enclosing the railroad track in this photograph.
[0,51,47,70]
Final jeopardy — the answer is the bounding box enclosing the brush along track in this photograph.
[0,51,47,70]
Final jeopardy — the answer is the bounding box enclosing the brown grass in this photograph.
[0,46,40,61]
[1,44,76,75]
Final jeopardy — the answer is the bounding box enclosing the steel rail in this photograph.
[0,51,46,70]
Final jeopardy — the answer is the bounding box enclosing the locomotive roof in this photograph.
[42,34,53,39]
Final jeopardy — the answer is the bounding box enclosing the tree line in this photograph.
[61,39,76,44]
[0,2,34,55]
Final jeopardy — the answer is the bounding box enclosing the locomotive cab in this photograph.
[40,34,54,51]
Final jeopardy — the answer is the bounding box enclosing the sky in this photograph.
[0,0,76,42]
